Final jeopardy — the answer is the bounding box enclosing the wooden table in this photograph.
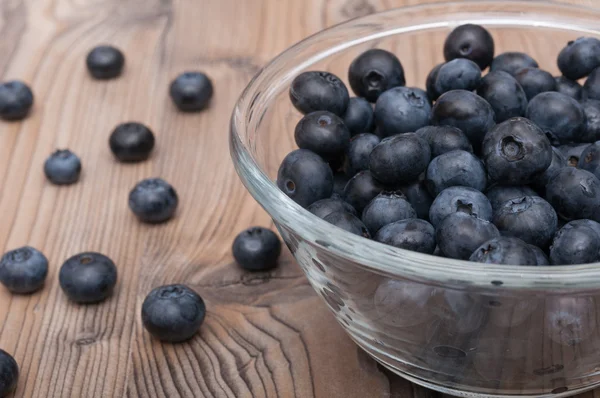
[0,0,598,396]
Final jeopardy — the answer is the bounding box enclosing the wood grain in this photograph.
[0,0,597,397]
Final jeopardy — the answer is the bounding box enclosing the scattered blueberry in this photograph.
[529,244,550,265]
[362,192,416,234]
[142,284,206,343]
[109,122,155,162]
[425,63,443,101]
[398,179,434,221]
[86,45,125,79]
[307,195,356,219]
[374,87,431,137]
[415,126,472,158]
[434,59,482,96]
[0,81,33,120]
[169,71,213,112]
[555,76,582,100]
[344,133,380,177]
[369,133,431,186]
[348,49,405,102]
[486,185,538,212]
[342,170,385,214]
[443,24,494,70]
[546,167,600,222]
[580,100,600,143]
[425,149,487,196]
[0,246,48,294]
[578,141,600,179]
[44,149,81,185]
[525,92,585,145]
[469,236,538,266]
[59,252,117,303]
[375,219,436,254]
[289,71,349,115]
[558,143,590,167]
[232,227,281,271]
[557,37,600,80]
[342,97,374,136]
[429,186,493,227]
[476,71,527,123]
[550,221,600,265]
[277,149,333,208]
[128,178,179,223]
[490,52,539,76]
[323,211,370,238]
[513,67,556,100]
[0,349,18,397]
[583,66,600,101]
[294,111,350,160]
[436,212,500,260]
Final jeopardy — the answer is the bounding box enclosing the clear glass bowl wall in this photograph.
[230,2,600,397]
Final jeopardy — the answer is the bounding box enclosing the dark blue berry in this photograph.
[583,67,600,101]
[469,236,538,265]
[425,63,443,101]
[429,186,492,227]
[492,196,557,247]
[514,67,556,100]
[558,143,590,167]
[342,170,384,214]
[374,87,431,137]
[307,195,356,219]
[232,227,281,271]
[434,59,481,96]
[485,185,538,212]
[323,211,370,238]
[169,71,213,112]
[86,45,124,79]
[526,92,585,145]
[398,179,434,221]
[344,133,380,177]
[580,100,600,143]
[529,245,550,265]
[436,212,500,260]
[482,117,552,185]
[555,76,582,100]
[425,149,486,196]
[44,149,81,185]
[476,71,527,123]
[557,37,600,80]
[0,350,18,397]
[361,192,416,234]
[59,252,117,303]
[550,221,600,265]
[348,49,405,102]
[431,90,495,148]
[578,141,600,179]
[342,97,374,136]
[0,246,48,294]
[369,133,431,186]
[546,167,600,222]
[128,178,179,223]
[490,52,539,76]
[142,284,206,343]
[443,24,494,70]
[290,71,349,115]
[0,81,33,120]
[531,147,566,195]
[569,219,600,238]
[109,122,155,162]
[374,219,435,254]
[332,172,349,196]
[294,111,350,160]
[415,126,472,158]
[277,149,333,208]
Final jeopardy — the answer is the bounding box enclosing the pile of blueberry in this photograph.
[278,24,600,268]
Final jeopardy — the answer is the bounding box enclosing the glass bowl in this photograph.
[230,2,600,397]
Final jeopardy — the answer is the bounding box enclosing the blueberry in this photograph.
[469,236,538,265]
[492,196,557,247]
[482,117,552,185]
[232,227,281,271]
[398,179,434,221]
[578,141,600,179]
[361,191,416,234]
[425,63,443,101]
[490,52,539,76]
[434,59,482,97]
[290,71,349,116]
[0,81,33,120]
[369,133,431,186]
[436,212,500,260]
[141,284,206,343]
[0,350,18,397]
[59,252,117,303]
[128,178,179,223]
[109,122,155,162]
[323,211,370,238]
[557,37,600,80]
[415,126,473,158]
[86,45,125,79]
[43,149,81,185]
[529,245,550,265]
[169,71,213,112]
[485,185,538,212]
[348,49,405,102]
[374,219,435,254]
[513,68,556,100]
[431,90,495,148]
[531,147,566,195]
[374,87,431,137]
[425,149,487,196]
[332,172,349,196]
[558,143,590,167]
[342,97,374,136]
[0,246,48,294]
[294,111,350,160]
[342,170,385,214]
[429,186,492,227]
[526,92,585,145]
[277,149,333,208]
[549,221,600,265]
[344,133,380,177]
[580,100,600,143]
[584,66,600,100]
[476,71,527,123]
[307,195,356,219]
[569,219,600,238]
[546,167,600,222]
[555,76,582,100]
[443,24,494,70]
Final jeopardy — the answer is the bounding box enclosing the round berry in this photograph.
[59,252,117,303]
[557,37,600,80]
[0,81,33,120]
[307,195,356,219]
[469,236,538,266]
[232,227,281,271]
[425,63,443,101]
[369,133,431,186]
[344,133,380,177]
[580,100,600,143]
[490,52,538,76]
[169,71,213,112]
[277,149,333,208]
[429,186,492,228]
[531,146,566,196]
[289,71,349,115]
[374,219,435,254]
[128,178,179,223]
[294,111,350,160]
[555,76,582,100]
[583,66,600,101]
[443,24,494,70]
[530,245,550,265]
[323,211,370,238]
[526,92,585,145]
[44,149,81,185]
[0,350,18,397]
[342,170,384,214]
[362,192,416,235]
[109,122,155,162]
[374,87,431,137]
[513,67,556,100]
[342,97,374,136]
[425,149,487,196]
[578,141,600,179]
[398,179,434,221]
[434,59,482,96]
[86,45,124,79]
[415,126,473,158]
[476,71,527,123]
[546,167,600,222]
[436,212,500,260]
[0,246,48,294]
[485,185,538,212]
[558,143,590,167]
[550,221,600,265]
[348,49,405,102]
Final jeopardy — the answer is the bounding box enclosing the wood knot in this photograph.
[75,335,97,346]
[341,0,375,19]
[241,272,271,286]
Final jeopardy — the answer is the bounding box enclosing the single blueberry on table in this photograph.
[529,245,550,265]
[436,212,500,260]
[425,149,487,196]
[277,149,333,208]
[531,147,566,196]
[558,143,590,167]
[342,97,374,136]
[485,185,538,212]
[469,236,538,266]
[434,59,482,96]
[129,178,179,223]
[374,87,431,137]
[415,126,472,158]
[443,24,495,70]
[0,81,34,120]
[580,100,600,143]
[142,284,206,343]
[549,221,600,265]
[59,252,117,304]
[0,349,18,397]
[425,63,443,101]
[307,195,356,219]
[476,71,527,123]
[429,186,493,227]
[342,170,385,214]
[374,219,436,254]
[348,49,405,103]
[0,246,48,294]
[555,76,582,100]
[369,133,431,186]
[294,111,350,160]
[289,71,349,116]
[344,133,380,177]
[323,211,370,238]
[525,92,585,145]
[86,45,125,79]
[109,122,155,162]
[232,227,281,271]
[490,52,539,76]
[513,67,556,101]
[546,167,600,222]
[44,149,81,185]
[481,117,552,185]
[557,37,600,80]
[398,179,434,221]
[578,141,600,179]
[361,192,416,235]
[169,71,214,112]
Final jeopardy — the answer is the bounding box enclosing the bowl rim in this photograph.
[230,0,600,290]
